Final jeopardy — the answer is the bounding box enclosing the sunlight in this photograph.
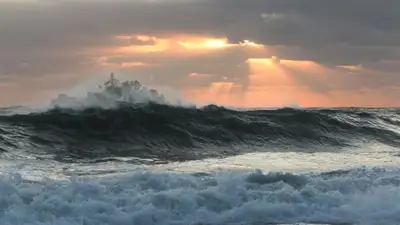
[246,57,291,87]
[92,35,266,59]
[178,38,232,50]
[241,40,263,47]
[203,39,230,48]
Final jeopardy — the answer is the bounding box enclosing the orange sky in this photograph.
[84,34,400,108]
[1,1,400,108]
[1,33,400,108]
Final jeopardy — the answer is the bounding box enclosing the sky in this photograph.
[1,0,400,108]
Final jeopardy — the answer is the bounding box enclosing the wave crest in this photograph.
[50,73,186,110]
[1,104,400,163]
[1,74,400,163]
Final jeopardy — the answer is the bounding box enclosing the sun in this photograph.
[178,38,232,50]
[203,39,231,48]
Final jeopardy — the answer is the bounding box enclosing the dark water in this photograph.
[1,104,400,225]
[1,104,400,163]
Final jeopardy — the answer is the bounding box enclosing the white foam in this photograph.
[0,168,399,225]
[46,75,196,110]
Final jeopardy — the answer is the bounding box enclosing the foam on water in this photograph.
[2,76,400,225]
[1,141,398,181]
[0,167,399,225]
[0,145,399,225]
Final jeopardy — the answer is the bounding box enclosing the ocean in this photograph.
[1,102,400,224]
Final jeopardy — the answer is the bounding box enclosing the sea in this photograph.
[0,92,400,224]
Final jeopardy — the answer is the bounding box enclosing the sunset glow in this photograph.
[83,34,400,108]
[105,35,266,56]
[178,38,231,50]
[1,0,399,108]
[181,55,400,108]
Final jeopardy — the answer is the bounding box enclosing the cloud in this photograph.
[3,0,400,55]
[0,0,400,107]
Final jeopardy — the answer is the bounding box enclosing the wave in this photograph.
[0,74,399,162]
[48,73,189,110]
[0,167,399,225]
[1,103,400,163]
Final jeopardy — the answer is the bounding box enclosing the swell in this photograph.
[1,104,400,163]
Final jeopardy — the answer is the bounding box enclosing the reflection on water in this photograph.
[0,143,399,181]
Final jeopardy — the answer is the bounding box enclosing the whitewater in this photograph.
[1,78,400,225]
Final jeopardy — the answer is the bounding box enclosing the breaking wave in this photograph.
[48,73,188,110]
[1,74,400,163]
[1,167,400,225]
[1,75,400,225]
[1,104,400,163]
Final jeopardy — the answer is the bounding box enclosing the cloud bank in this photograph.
[1,0,400,107]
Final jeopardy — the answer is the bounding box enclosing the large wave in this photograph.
[1,74,400,163]
[1,103,400,163]
[2,75,399,225]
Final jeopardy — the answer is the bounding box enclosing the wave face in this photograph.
[1,167,400,225]
[1,105,400,163]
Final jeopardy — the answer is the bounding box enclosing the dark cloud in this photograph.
[2,0,399,49]
[1,0,399,61]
